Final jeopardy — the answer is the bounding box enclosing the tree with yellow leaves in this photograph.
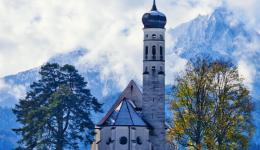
[167,57,255,150]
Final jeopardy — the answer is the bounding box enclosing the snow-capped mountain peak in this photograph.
[170,7,259,58]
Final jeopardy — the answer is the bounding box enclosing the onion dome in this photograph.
[142,0,167,28]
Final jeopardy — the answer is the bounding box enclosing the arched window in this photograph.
[144,66,149,74]
[160,46,163,60]
[152,46,156,55]
[152,34,156,39]
[159,66,164,75]
[152,46,156,60]
[160,34,164,40]
[145,46,148,60]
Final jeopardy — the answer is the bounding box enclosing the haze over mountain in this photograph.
[0,7,259,148]
[169,7,260,99]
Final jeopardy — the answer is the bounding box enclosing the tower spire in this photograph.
[151,0,157,11]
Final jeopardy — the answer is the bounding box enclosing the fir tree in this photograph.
[13,63,102,150]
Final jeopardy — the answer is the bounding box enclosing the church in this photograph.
[91,1,174,149]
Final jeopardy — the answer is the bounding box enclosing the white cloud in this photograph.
[0,79,26,100]
[225,0,260,30]
[165,53,187,85]
[238,60,256,90]
[231,33,260,91]
[0,0,222,77]
[0,0,259,90]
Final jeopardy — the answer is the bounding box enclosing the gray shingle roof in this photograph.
[103,99,147,126]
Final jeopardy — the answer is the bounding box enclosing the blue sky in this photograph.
[0,0,259,79]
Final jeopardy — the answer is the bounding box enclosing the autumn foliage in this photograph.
[168,57,255,150]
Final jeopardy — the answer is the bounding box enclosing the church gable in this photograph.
[97,80,142,126]
[104,99,147,126]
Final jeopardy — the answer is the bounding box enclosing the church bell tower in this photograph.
[142,0,167,149]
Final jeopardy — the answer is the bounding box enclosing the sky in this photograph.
[0,0,259,82]
[0,0,259,141]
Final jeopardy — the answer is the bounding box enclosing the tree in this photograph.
[167,57,255,150]
[13,63,102,150]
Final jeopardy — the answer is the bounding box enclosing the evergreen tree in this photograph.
[167,57,255,150]
[13,63,102,150]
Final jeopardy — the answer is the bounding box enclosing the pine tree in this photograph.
[167,57,255,150]
[13,63,102,150]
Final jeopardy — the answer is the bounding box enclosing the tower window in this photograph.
[160,46,163,60]
[160,34,164,40]
[160,46,163,55]
[159,66,164,75]
[145,46,148,60]
[152,46,156,60]
[146,34,148,38]
[152,34,156,39]
[143,66,149,74]
[152,66,156,75]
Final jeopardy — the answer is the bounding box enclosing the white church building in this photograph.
[91,1,175,149]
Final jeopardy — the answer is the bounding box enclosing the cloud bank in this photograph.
[0,0,219,77]
[0,0,259,90]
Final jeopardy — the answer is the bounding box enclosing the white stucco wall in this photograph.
[92,126,151,150]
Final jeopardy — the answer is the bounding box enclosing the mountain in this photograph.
[0,48,122,108]
[0,7,259,149]
[169,7,260,144]
[170,7,260,57]
[0,107,19,150]
[169,7,260,99]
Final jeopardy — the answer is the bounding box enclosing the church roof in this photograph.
[97,80,146,127]
[102,98,147,126]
